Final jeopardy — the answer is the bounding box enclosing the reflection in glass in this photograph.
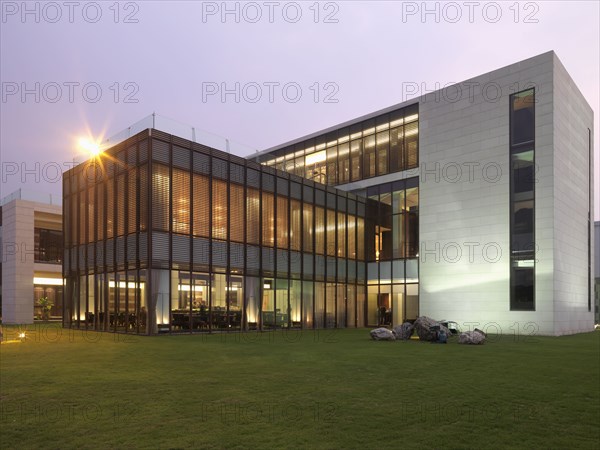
[290,280,302,328]
[302,281,314,328]
[315,281,325,328]
[511,89,535,145]
[325,282,336,327]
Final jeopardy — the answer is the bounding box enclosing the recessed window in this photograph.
[510,89,535,311]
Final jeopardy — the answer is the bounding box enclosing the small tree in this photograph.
[37,297,54,320]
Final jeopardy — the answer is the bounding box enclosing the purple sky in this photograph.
[1,1,598,218]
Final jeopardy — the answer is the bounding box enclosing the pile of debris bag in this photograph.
[370,316,450,342]
[413,316,452,342]
[369,322,415,341]
[370,316,486,345]
[458,328,486,345]
[369,328,396,341]
[393,322,414,340]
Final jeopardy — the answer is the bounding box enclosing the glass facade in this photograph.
[250,104,421,330]
[63,130,367,334]
[34,282,63,317]
[35,228,63,264]
[358,179,419,326]
[510,89,535,311]
[257,104,419,185]
[64,102,420,335]
[362,179,419,262]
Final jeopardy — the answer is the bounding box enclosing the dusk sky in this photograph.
[1,1,598,217]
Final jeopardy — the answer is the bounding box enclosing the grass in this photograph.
[1,324,599,450]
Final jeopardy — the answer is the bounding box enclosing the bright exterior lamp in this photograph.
[78,138,102,157]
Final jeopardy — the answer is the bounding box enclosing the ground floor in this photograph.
[64,268,421,334]
[33,275,63,318]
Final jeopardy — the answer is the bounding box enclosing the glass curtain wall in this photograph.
[260,104,419,185]
[63,131,367,335]
[362,178,419,326]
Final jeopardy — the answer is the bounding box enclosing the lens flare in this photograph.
[79,138,102,157]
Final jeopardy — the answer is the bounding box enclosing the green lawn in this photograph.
[1,324,599,449]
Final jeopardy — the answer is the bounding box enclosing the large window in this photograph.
[364,179,419,261]
[363,134,376,179]
[357,217,365,260]
[347,214,356,259]
[337,212,346,258]
[64,134,368,335]
[350,139,362,181]
[34,228,63,264]
[326,209,336,257]
[376,129,389,176]
[303,202,314,253]
[34,283,63,317]
[290,199,301,251]
[510,89,535,311]
[338,142,350,184]
[315,206,325,255]
[326,145,338,185]
[305,150,326,184]
[259,104,418,185]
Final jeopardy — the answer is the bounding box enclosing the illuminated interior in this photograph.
[62,103,420,334]
[261,104,418,186]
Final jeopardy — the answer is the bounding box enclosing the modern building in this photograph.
[1,189,63,323]
[63,51,595,336]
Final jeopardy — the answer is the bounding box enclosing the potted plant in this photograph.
[37,296,54,321]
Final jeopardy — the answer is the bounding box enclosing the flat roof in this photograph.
[101,51,585,166]
[249,50,558,159]
[0,188,62,206]
[102,113,259,157]
[250,98,419,159]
